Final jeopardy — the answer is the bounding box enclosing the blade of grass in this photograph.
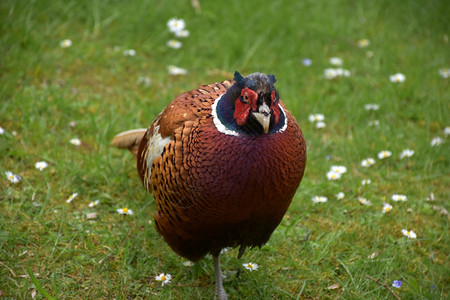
[27,267,56,300]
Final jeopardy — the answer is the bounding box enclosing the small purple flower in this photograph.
[392,280,402,288]
[302,58,312,66]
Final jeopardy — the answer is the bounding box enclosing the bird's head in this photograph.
[232,71,281,134]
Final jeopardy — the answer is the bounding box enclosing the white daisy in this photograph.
[377,150,392,159]
[221,247,231,254]
[330,165,347,174]
[382,203,392,213]
[167,18,186,34]
[329,57,343,66]
[324,68,338,79]
[438,68,449,79]
[326,170,341,180]
[336,192,345,200]
[358,197,371,206]
[361,179,371,185]
[0,126,4,134]
[117,207,134,215]
[167,39,182,49]
[368,120,380,126]
[183,261,194,267]
[361,158,376,167]
[70,138,81,146]
[312,196,328,203]
[324,68,350,79]
[167,65,187,75]
[122,49,136,56]
[401,229,417,239]
[391,194,407,202]
[35,161,48,171]
[430,137,443,146]
[444,126,450,136]
[364,104,379,111]
[308,114,325,122]
[66,193,78,203]
[174,29,190,38]
[155,273,172,286]
[60,39,72,48]
[399,149,414,159]
[358,39,370,48]
[335,68,350,77]
[5,171,21,183]
[315,121,326,128]
[389,73,406,83]
[243,262,259,271]
[88,200,100,207]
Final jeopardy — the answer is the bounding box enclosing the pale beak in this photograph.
[252,103,271,134]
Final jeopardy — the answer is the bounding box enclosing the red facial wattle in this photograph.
[270,90,280,124]
[234,88,258,126]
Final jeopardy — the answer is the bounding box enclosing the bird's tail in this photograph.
[111,128,147,157]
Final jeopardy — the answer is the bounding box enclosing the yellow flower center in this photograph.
[123,208,128,213]
[359,39,369,46]
[160,275,166,281]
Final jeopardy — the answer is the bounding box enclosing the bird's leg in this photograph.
[213,253,228,300]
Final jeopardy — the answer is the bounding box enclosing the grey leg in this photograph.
[213,253,228,300]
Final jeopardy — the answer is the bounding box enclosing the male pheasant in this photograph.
[111,71,306,299]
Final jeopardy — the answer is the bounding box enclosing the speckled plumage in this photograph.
[135,76,306,261]
[112,72,306,298]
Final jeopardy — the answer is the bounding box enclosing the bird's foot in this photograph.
[214,289,228,300]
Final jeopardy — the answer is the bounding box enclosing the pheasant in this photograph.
[111,71,306,299]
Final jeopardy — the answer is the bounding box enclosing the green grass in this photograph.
[1,0,449,298]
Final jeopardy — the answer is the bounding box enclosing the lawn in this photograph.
[1,0,449,298]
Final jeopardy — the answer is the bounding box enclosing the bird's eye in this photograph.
[240,93,249,104]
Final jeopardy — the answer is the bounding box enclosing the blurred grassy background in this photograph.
[1,0,449,298]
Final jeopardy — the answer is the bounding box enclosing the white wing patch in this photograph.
[146,124,172,178]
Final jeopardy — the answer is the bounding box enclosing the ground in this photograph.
[0,0,448,298]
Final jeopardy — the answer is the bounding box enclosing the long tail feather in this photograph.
[111,128,147,157]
